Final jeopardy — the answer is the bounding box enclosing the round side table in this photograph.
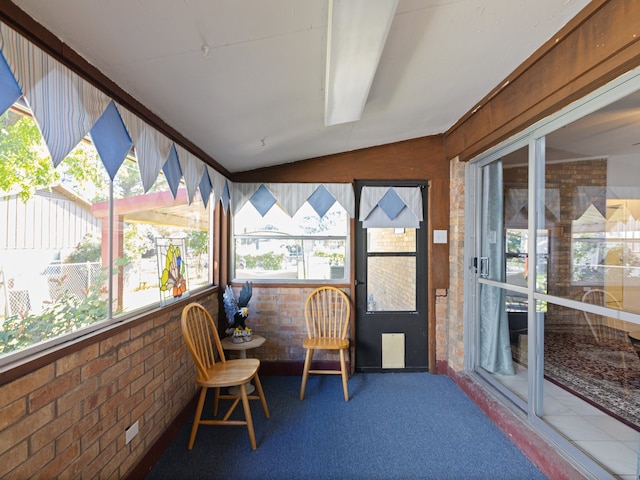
[220,334,265,394]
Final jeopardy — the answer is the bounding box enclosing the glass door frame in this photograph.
[464,65,640,478]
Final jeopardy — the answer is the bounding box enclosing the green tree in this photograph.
[0,110,108,202]
[188,230,209,257]
[0,111,56,201]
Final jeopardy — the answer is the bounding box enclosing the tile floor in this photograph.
[495,364,640,479]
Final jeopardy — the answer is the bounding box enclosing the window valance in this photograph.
[0,22,228,208]
[359,186,423,228]
[0,23,354,219]
[231,183,355,218]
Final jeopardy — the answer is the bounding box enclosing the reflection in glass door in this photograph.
[469,77,640,478]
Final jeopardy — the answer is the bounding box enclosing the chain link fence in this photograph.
[1,261,102,319]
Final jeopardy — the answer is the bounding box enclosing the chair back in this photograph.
[181,302,226,380]
[581,289,623,343]
[304,286,351,340]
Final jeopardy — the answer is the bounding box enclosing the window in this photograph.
[0,107,212,360]
[233,200,348,281]
[572,201,640,289]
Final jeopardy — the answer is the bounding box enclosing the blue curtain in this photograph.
[479,160,514,375]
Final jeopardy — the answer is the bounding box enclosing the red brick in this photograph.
[99,357,131,386]
[56,409,98,453]
[29,370,80,412]
[81,350,117,380]
[0,441,28,477]
[0,403,54,454]
[57,376,99,415]
[30,403,82,452]
[0,365,54,407]
[0,398,26,431]
[99,330,130,355]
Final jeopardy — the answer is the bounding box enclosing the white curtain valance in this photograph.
[1,24,111,167]
[0,22,361,218]
[115,103,173,193]
[0,22,230,209]
[231,182,355,218]
[359,186,423,228]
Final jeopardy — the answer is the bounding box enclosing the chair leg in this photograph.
[213,386,220,416]
[340,348,349,401]
[188,387,208,449]
[240,383,257,450]
[253,373,270,418]
[300,348,314,400]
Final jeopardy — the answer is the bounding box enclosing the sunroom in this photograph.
[1,1,640,479]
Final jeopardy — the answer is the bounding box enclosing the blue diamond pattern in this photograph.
[90,101,133,180]
[378,188,406,220]
[250,184,277,216]
[199,169,212,208]
[0,52,21,117]
[163,145,182,198]
[307,185,336,218]
[221,180,231,213]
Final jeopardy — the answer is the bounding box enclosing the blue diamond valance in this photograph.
[231,183,355,218]
[360,186,423,228]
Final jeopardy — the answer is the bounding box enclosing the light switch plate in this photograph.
[433,229,447,244]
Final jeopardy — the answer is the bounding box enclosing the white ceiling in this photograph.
[11,0,591,174]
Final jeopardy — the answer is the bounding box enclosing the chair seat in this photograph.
[197,358,260,388]
[302,337,349,350]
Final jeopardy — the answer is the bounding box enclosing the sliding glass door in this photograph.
[474,146,532,407]
[468,72,640,478]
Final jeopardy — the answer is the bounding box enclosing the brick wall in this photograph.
[366,229,417,311]
[0,292,218,479]
[446,157,466,371]
[503,159,607,325]
[237,285,352,366]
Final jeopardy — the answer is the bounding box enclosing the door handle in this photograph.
[479,257,490,278]
[355,279,365,286]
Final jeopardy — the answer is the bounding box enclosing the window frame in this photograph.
[231,202,350,284]
[0,106,216,368]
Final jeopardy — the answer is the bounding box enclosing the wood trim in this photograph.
[0,0,230,177]
[446,0,640,162]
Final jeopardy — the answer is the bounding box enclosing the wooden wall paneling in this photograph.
[428,178,449,290]
[232,135,447,183]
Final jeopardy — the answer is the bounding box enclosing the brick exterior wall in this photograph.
[367,228,417,311]
[503,159,608,326]
[446,157,466,371]
[0,292,218,479]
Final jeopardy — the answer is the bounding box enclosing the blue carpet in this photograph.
[146,373,546,480]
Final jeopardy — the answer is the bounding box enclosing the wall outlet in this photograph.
[125,420,139,445]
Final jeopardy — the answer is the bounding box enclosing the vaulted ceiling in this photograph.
[9,0,591,174]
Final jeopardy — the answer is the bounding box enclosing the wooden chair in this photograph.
[581,289,623,344]
[300,286,351,401]
[181,302,269,450]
